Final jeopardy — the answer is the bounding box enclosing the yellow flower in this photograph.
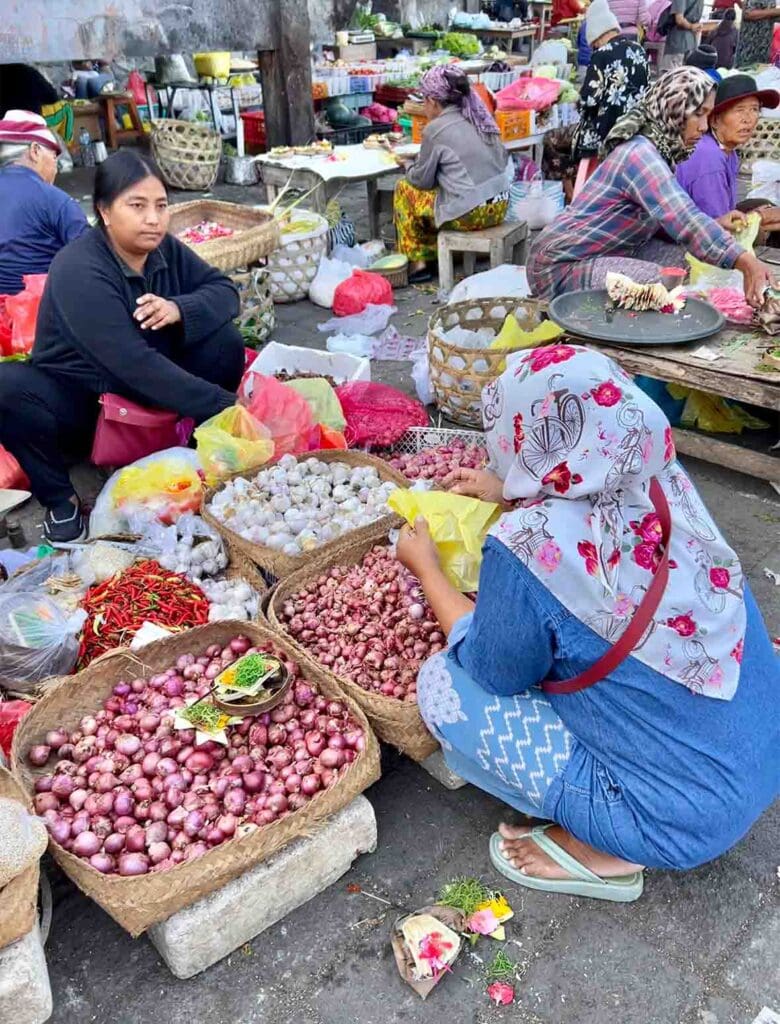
[475,894,513,924]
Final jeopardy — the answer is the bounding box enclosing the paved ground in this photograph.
[10,166,780,1024]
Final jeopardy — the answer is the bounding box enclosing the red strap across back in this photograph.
[541,478,672,696]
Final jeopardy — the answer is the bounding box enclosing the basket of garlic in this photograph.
[202,450,409,579]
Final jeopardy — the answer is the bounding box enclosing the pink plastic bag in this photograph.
[335,381,428,447]
[91,394,193,469]
[496,77,562,112]
[4,274,47,356]
[333,270,393,317]
[242,373,314,456]
[0,444,29,489]
[0,700,32,758]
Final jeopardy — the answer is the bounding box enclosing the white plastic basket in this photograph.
[384,425,489,455]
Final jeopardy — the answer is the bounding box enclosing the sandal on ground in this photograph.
[409,267,433,284]
[489,825,644,903]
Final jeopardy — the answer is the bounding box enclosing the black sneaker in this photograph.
[43,500,86,544]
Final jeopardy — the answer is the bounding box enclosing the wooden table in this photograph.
[530,0,553,41]
[586,328,780,483]
[473,25,538,57]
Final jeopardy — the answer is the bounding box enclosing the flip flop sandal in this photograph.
[489,825,644,903]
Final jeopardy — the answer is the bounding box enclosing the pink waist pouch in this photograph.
[90,393,194,468]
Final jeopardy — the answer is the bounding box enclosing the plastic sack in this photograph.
[686,211,761,290]
[495,77,562,112]
[448,264,531,304]
[283,378,346,431]
[89,447,203,537]
[242,373,314,456]
[309,256,354,309]
[667,385,771,434]
[0,700,31,758]
[318,303,397,336]
[336,381,429,447]
[388,490,500,592]
[194,405,273,486]
[0,592,86,691]
[0,444,29,489]
[411,348,434,406]
[4,274,47,356]
[0,794,48,889]
[332,270,393,317]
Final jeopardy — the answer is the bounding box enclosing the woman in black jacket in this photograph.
[0,151,244,542]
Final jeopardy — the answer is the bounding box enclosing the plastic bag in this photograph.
[490,315,563,350]
[686,212,761,290]
[242,373,314,456]
[326,332,375,357]
[0,444,29,489]
[283,378,346,431]
[309,256,354,308]
[667,385,771,434]
[309,423,348,450]
[388,490,500,592]
[0,592,86,690]
[4,274,47,356]
[89,447,204,537]
[194,405,273,486]
[318,303,397,336]
[333,270,393,317]
[0,700,31,758]
[495,77,562,112]
[448,264,531,304]
[336,381,429,447]
[411,349,434,406]
[331,244,371,268]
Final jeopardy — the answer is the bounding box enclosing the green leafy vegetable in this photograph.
[437,877,493,916]
[485,949,517,983]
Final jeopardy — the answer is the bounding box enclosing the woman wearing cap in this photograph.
[677,75,780,229]
[528,67,775,304]
[0,110,88,295]
[393,65,509,284]
[684,43,722,82]
[572,0,649,161]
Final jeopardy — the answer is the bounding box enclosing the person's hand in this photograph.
[441,466,507,505]
[134,294,182,331]
[718,210,748,233]
[758,205,780,230]
[396,516,440,580]
[736,252,777,308]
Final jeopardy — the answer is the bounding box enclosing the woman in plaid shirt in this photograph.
[528,67,774,306]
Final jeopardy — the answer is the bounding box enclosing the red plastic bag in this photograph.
[772,23,780,62]
[241,373,314,456]
[333,270,393,317]
[0,700,32,758]
[0,444,29,489]
[0,298,12,356]
[496,77,562,112]
[4,274,47,356]
[335,381,428,447]
[309,423,347,450]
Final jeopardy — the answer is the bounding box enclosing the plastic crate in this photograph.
[495,109,533,142]
[240,111,266,154]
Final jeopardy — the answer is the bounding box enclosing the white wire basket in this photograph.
[383,425,489,455]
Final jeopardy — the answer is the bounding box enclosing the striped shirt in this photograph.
[528,136,744,299]
[608,0,650,33]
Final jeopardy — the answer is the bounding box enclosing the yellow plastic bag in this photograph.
[194,405,274,485]
[490,314,563,351]
[283,378,346,432]
[686,212,761,289]
[111,454,203,526]
[388,489,500,592]
[667,384,770,434]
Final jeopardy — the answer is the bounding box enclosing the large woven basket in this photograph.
[268,522,438,762]
[428,297,548,428]
[738,117,780,175]
[168,199,279,273]
[267,211,329,303]
[0,766,40,951]
[11,620,380,937]
[202,449,409,581]
[232,267,275,346]
[151,119,222,191]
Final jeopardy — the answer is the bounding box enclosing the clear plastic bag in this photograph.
[194,405,273,485]
[0,592,86,691]
[309,256,354,308]
[318,303,397,336]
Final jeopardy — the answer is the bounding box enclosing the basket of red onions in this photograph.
[377,428,489,487]
[269,521,442,762]
[10,622,379,936]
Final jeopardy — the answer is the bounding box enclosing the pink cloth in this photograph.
[608,0,650,33]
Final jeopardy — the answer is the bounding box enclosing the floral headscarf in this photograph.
[419,65,500,138]
[604,66,715,167]
[484,345,746,701]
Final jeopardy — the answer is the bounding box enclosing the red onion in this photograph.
[113,816,137,835]
[242,771,265,794]
[183,810,205,837]
[118,853,149,876]
[45,729,68,750]
[205,827,225,846]
[51,774,75,799]
[230,637,251,654]
[148,841,171,864]
[27,744,51,767]
[115,734,141,757]
[125,826,147,853]
[300,774,321,796]
[104,832,125,855]
[216,813,237,836]
[72,831,101,858]
[155,757,178,778]
[89,853,115,873]
[34,793,60,814]
[35,776,54,794]
[145,820,168,845]
[184,751,213,774]
[167,806,188,829]
[266,793,288,815]
[320,748,344,769]
[223,789,246,815]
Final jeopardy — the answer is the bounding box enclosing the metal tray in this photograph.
[549,289,724,346]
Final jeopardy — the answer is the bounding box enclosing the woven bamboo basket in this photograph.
[0,766,40,951]
[168,200,279,274]
[201,449,409,581]
[427,297,548,428]
[232,267,275,345]
[738,118,780,174]
[11,620,380,937]
[267,211,329,303]
[151,119,222,191]
[268,522,438,762]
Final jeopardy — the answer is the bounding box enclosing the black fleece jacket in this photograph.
[31,227,239,422]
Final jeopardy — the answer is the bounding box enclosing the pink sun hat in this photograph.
[0,109,61,153]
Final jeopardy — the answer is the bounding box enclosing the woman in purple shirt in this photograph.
[676,75,780,227]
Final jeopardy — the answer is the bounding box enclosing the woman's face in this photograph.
[423,96,443,121]
[712,97,761,149]
[99,174,169,254]
[681,90,716,148]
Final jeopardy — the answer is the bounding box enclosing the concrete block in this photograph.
[147,795,377,979]
[0,923,53,1024]
[420,749,467,790]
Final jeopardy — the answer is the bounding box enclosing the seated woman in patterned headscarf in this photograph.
[393,65,510,284]
[397,345,779,902]
[528,67,774,306]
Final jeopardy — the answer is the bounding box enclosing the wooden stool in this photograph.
[99,92,146,149]
[437,220,529,294]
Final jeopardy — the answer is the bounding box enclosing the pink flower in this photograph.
[642,434,654,464]
[709,567,731,590]
[577,540,599,577]
[513,413,524,454]
[487,982,515,1006]
[613,593,635,617]
[542,461,583,494]
[666,613,696,637]
[607,547,621,570]
[523,344,577,374]
[590,380,622,407]
[709,664,724,687]
[664,426,676,463]
[418,931,455,976]
[497,434,511,454]
[468,909,501,935]
[633,541,661,572]
[731,639,744,663]
[536,539,563,573]
[631,512,663,545]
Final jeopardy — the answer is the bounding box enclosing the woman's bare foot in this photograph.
[497,822,643,880]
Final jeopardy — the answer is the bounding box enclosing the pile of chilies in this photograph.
[382,440,487,484]
[279,545,444,702]
[28,636,365,876]
[77,561,210,668]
